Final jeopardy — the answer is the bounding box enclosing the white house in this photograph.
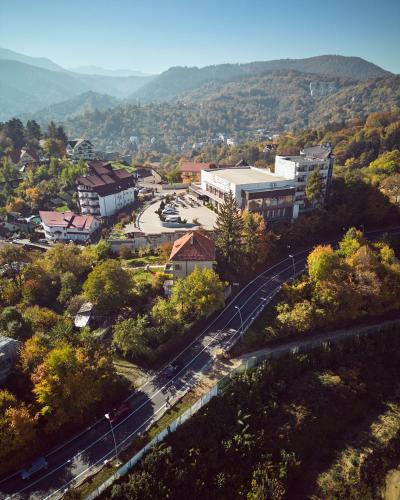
[40,211,101,242]
[77,161,135,218]
[66,139,95,161]
[200,166,297,221]
[274,144,334,212]
[164,231,216,279]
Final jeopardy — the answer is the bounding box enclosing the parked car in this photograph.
[161,360,183,379]
[21,457,48,480]
[162,209,177,215]
[38,239,49,245]
[108,402,131,424]
[165,216,180,223]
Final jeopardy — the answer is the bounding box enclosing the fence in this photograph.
[84,368,244,500]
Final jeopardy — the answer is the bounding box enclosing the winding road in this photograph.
[1,227,398,499]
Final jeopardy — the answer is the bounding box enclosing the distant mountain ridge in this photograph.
[70,65,152,77]
[129,55,392,103]
[63,72,400,153]
[0,47,66,73]
[19,91,118,124]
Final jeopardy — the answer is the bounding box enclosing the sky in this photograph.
[0,0,399,74]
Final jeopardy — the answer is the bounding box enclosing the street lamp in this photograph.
[105,413,119,463]
[288,254,295,277]
[234,305,244,340]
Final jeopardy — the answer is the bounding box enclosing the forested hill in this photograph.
[19,91,118,124]
[63,72,400,152]
[129,55,391,103]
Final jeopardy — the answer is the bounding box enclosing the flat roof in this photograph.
[207,167,287,185]
[278,155,327,163]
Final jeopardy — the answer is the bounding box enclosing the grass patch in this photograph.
[124,255,165,267]
[55,205,69,212]
[113,355,147,389]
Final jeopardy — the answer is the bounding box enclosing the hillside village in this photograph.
[0,23,400,499]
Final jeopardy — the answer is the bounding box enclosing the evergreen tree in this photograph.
[214,191,243,273]
[305,167,325,208]
[5,118,24,149]
[55,125,68,145]
[24,120,42,145]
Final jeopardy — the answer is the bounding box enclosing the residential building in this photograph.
[66,139,95,161]
[0,336,19,384]
[274,144,334,212]
[164,231,216,278]
[8,148,40,171]
[40,211,101,242]
[77,161,135,218]
[200,166,297,221]
[180,161,216,183]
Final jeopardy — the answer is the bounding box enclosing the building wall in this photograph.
[166,260,215,279]
[0,337,20,384]
[78,186,135,217]
[98,187,135,217]
[201,168,296,221]
[275,156,332,211]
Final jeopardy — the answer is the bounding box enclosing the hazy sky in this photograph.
[1,0,399,74]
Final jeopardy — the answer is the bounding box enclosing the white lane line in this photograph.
[9,260,304,498]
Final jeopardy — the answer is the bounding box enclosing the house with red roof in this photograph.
[164,231,216,278]
[40,211,101,243]
[179,161,217,183]
[76,161,135,218]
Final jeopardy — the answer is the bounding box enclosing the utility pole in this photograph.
[234,305,244,340]
[288,254,295,278]
[105,413,119,464]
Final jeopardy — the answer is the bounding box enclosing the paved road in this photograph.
[1,227,398,499]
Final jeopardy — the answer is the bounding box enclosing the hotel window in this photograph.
[264,197,277,207]
[248,198,263,210]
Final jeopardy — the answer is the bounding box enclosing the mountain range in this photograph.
[1,48,399,152]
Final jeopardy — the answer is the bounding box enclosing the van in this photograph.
[21,457,48,480]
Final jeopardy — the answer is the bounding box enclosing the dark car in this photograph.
[108,402,131,424]
[21,457,48,480]
[161,360,183,379]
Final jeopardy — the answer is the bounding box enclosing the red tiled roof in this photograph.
[170,232,216,262]
[180,162,215,173]
[39,211,97,230]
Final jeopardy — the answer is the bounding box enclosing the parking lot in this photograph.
[135,194,217,234]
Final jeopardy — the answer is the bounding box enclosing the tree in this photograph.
[0,244,31,294]
[32,344,118,429]
[113,315,152,359]
[44,244,91,277]
[338,228,365,257]
[307,245,340,283]
[83,260,133,313]
[305,168,325,208]
[214,191,243,273]
[24,120,42,145]
[169,267,225,322]
[58,272,79,306]
[0,307,32,341]
[241,211,268,270]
